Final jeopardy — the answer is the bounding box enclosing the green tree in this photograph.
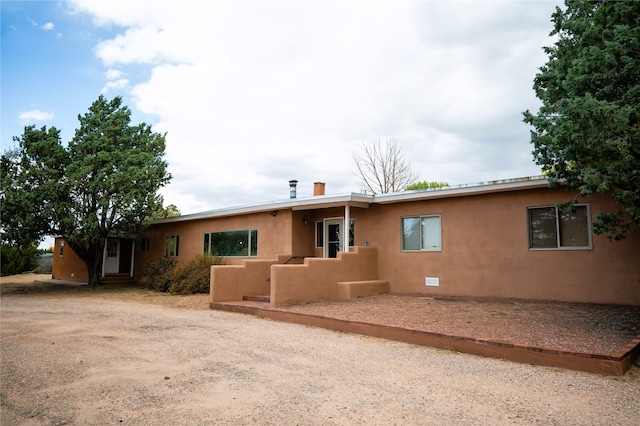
[148,194,181,220]
[405,181,450,191]
[1,95,171,285]
[523,0,640,240]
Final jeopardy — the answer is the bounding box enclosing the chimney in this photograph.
[314,182,325,196]
[289,180,298,199]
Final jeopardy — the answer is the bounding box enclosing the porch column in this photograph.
[130,240,135,278]
[344,204,350,252]
[101,238,108,278]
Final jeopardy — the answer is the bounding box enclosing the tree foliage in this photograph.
[523,0,640,240]
[353,138,418,194]
[0,243,39,276]
[405,181,450,191]
[148,194,181,220]
[1,95,171,285]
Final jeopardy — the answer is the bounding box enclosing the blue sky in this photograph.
[2,0,562,221]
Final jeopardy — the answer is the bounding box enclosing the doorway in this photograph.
[324,218,343,258]
[105,239,120,274]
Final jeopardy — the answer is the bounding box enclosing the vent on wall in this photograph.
[425,277,439,287]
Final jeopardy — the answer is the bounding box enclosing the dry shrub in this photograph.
[169,254,223,295]
[140,257,177,292]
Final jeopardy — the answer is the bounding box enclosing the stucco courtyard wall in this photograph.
[270,246,379,306]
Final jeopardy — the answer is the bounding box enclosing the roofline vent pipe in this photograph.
[289,180,298,199]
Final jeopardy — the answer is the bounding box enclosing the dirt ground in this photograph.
[1,274,639,425]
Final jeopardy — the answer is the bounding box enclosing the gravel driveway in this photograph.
[1,278,639,425]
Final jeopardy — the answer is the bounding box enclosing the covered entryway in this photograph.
[324,218,344,258]
[102,238,135,279]
[105,239,120,273]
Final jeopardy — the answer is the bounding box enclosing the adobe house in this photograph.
[52,176,640,306]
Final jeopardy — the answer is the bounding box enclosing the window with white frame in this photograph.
[401,215,442,251]
[527,204,591,249]
[165,235,180,257]
[203,229,257,257]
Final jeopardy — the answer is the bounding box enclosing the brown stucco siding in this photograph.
[51,237,89,282]
[364,187,639,305]
[54,182,638,306]
[270,246,379,306]
[136,210,300,277]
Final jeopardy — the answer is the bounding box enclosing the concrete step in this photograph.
[102,274,136,285]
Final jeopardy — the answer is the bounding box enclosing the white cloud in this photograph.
[19,110,54,123]
[105,69,125,80]
[101,78,129,94]
[69,0,560,213]
[101,69,129,93]
[41,22,54,31]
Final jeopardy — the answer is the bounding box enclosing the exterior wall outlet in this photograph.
[425,277,439,287]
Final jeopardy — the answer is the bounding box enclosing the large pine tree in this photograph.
[523,0,640,240]
[1,96,171,285]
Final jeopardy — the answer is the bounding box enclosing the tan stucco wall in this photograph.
[55,185,639,306]
[51,237,89,282]
[359,187,640,305]
[210,254,298,303]
[135,210,302,279]
[270,246,379,306]
[291,210,316,257]
[210,260,274,302]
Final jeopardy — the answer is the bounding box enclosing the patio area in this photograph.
[211,293,640,376]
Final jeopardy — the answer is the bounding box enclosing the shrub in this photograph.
[1,244,38,276]
[169,254,223,295]
[140,257,178,292]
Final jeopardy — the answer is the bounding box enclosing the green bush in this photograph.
[1,244,38,276]
[169,254,223,295]
[140,257,178,292]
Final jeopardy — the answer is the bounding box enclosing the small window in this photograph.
[59,241,64,257]
[137,238,150,252]
[203,229,257,257]
[316,221,324,248]
[528,204,591,250]
[349,218,355,247]
[165,235,180,257]
[401,215,442,251]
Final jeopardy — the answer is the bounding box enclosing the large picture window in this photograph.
[528,204,591,249]
[204,229,258,257]
[165,235,180,257]
[401,215,441,251]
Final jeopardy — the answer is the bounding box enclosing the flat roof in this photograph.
[152,175,549,224]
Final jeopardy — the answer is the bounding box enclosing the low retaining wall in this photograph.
[270,246,379,306]
[209,302,640,376]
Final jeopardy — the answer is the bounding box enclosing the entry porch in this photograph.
[209,246,389,307]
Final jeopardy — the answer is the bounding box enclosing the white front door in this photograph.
[105,239,120,273]
[324,218,344,258]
